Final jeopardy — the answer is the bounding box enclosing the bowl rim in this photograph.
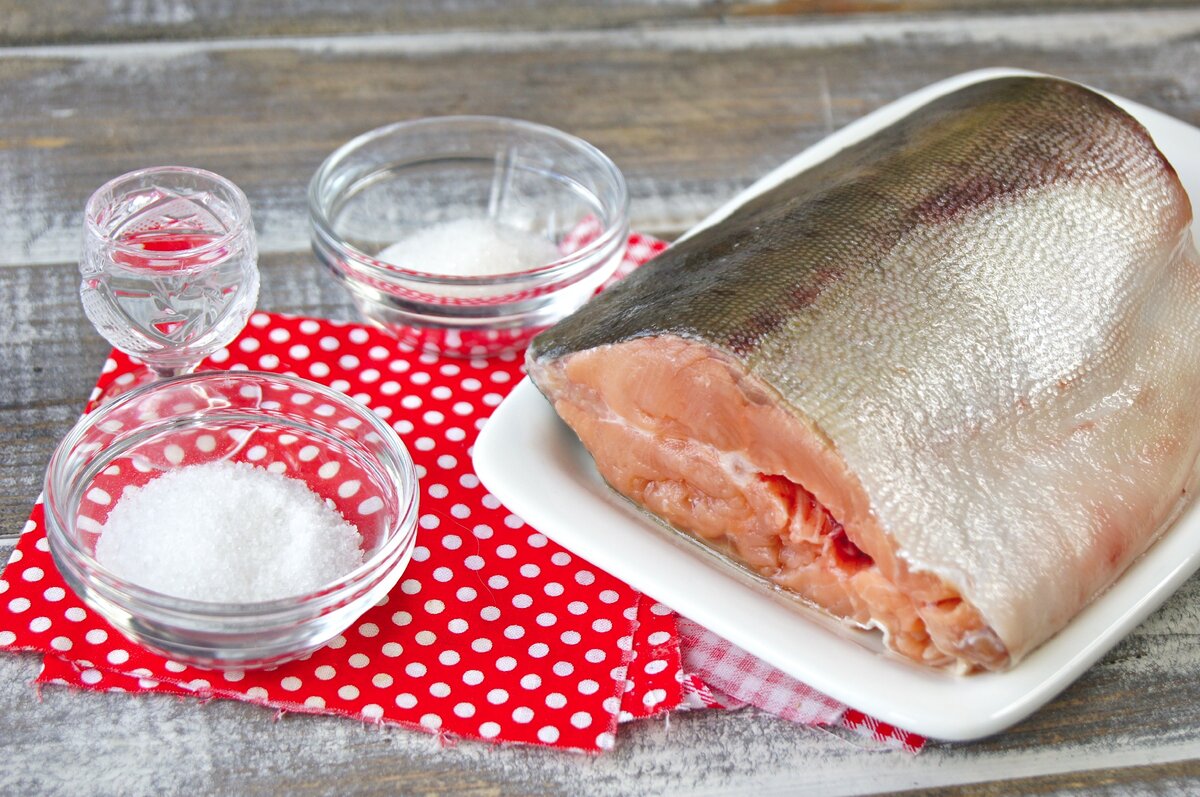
[307,114,630,288]
[43,369,420,618]
[84,165,255,265]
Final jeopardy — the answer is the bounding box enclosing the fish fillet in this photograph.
[526,77,1200,671]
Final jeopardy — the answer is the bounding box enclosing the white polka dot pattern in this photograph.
[0,235,693,755]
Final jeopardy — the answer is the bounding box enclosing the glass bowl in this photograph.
[309,116,630,357]
[42,371,419,669]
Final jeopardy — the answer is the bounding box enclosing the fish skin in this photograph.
[528,76,1200,666]
[532,78,1179,362]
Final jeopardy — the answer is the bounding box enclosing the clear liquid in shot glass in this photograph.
[80,169,259,378]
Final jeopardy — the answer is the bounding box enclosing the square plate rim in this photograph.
[473,67,1200,741]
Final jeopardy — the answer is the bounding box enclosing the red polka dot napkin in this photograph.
[0,231,923,754]
[2,314,651,752]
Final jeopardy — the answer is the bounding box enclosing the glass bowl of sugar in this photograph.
[42,371,419,669]
[309,116,630,357]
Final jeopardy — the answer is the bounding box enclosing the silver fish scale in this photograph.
[530,77,1200,662]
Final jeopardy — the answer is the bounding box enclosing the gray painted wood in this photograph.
[3,1,1196,45]
[4,9,1200,267]
[2,574,1199,795]
[4,5,1200,794]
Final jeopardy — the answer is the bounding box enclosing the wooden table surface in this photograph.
[5,2,1200,794]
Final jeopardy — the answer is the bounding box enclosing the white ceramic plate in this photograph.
[473,68,1200,741]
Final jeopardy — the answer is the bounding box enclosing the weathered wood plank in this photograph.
[6,6,1200,795]
[1,9,1200,270]
[1,0,1196,46]
[1,572,1199,795]
[5,8,1200,526]
[892,759,1200,797]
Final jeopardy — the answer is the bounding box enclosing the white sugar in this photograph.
[95,461,364,603]
[378,218,560,277]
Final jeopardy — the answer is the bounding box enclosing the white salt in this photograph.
[377,218,560,277]
[94,461,364,603]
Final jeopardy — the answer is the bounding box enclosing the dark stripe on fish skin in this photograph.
[528,76,1178,366]
[726,268,843,357]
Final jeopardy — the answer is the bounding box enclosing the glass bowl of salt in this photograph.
[42,371,419,669]
[309,116,630,357]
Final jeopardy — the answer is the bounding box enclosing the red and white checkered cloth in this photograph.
[676,618,924,753]
[678,618,844,724]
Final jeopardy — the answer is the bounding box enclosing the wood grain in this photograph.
[2,576,1199,795]
[3,8,1200,269]
[893,759,1200,796]
[5,7,1200,525]
[2,1,1197,46]
[5,4,1200,794]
